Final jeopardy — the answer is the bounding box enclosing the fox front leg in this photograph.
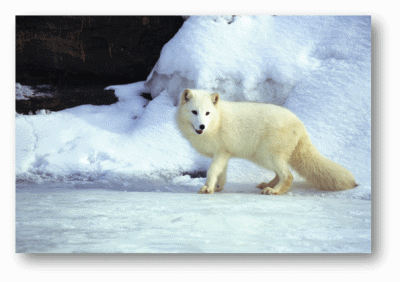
[198,152,230,194]
[214,165,228,192]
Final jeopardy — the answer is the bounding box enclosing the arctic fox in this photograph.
[176,89,357,195]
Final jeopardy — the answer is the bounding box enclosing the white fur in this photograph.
[176,89,357,195]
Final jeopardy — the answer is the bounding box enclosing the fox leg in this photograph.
[215,165,228,192]
[261,159,293,195]
[199,152,230,194]
[257,173,279,189]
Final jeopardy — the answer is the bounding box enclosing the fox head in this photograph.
[178,89,220,135]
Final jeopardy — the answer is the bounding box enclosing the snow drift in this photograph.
[145,15,320,105]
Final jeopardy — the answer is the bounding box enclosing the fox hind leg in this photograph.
[257,173,279,189]
[261,171,293,195]
[260,159,293,195]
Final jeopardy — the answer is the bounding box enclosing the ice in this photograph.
[16,182,371,253]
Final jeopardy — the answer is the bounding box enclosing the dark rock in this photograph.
[140,92,152,101]
[16,85,118,114]
[182,171,207,179]
[16,16,184,86]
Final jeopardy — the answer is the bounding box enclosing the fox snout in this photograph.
[194,124,205,134]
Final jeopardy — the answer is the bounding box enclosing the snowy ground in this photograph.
[16,180,371,253]
[15,15,371,253]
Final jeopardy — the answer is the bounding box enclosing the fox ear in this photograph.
[211,92,219,105]
[181,89,193,104]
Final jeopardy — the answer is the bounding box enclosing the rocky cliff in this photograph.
[16,16,183,114]
[16,16,184,86]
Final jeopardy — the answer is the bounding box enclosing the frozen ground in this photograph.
[15,15,371,253]
[16,180,371,253]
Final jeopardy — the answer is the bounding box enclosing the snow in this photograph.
[16,182,370,253]
[15,15,371,253]
[146,16,320,105]
[15,83,53,101]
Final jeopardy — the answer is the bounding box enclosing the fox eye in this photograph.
[206,112,210,116]
[192,110,197,115]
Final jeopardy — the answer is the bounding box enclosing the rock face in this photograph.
[16,16,184,86]
[15,84,118,114]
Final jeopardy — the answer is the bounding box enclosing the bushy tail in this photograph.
[290,136,358,191]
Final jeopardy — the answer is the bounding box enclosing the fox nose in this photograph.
[199,124,205,130]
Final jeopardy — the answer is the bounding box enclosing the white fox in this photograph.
[176,89,357,195]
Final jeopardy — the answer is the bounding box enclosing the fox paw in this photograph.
[261,187,279,195]
[256,182,268,189]
[215,184,224,192]
[198,185,214,194]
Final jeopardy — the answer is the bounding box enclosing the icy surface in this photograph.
[16,181,371,253]
[15,16,371,253]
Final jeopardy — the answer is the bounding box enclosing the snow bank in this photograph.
[16,82,204,183]
[15,16,371,200]
[284,16,371,199]
[145,15,320,105]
